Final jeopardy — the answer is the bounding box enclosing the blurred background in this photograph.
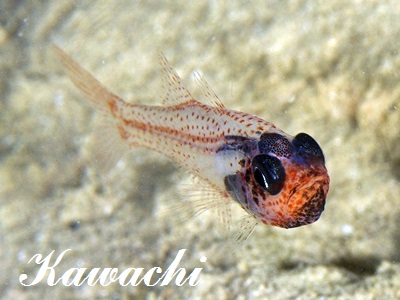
[1,1,399,299]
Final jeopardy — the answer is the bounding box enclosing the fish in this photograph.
[54,45,329,239]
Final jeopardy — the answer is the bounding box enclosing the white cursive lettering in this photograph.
[19,249,206,287]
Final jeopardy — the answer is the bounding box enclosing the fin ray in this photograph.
[54,45,128,171]
[158,51,194,106]
[53,44,123,112]
[193,70,225,109]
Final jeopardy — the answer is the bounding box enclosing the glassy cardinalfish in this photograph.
[54,45,329,239]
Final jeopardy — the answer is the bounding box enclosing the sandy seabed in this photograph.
[1,1,399,299]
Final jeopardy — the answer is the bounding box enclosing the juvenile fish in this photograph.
[54,46,329,236]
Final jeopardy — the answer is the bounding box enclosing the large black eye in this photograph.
[252,154,286,195]
[292,133,325,163]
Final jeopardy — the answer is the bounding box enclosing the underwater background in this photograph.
[1,1,400,299]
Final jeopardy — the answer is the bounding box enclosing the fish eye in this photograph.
[292,133,325,163]
[258,133,293,158]
[252,154,286,195]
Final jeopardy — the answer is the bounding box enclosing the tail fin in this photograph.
[53,45,128,171]
[53,45,122,114]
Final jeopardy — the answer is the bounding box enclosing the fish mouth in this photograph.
[283,175,330,228]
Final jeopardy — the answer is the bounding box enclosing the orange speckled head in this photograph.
[224,132,330,228]
[273,157,330,228]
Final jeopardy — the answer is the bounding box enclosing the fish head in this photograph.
[225,132,330,228]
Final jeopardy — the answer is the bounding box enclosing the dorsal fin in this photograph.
[193,70,225,110]
[158,52,226,109]
[158,51,194,106]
